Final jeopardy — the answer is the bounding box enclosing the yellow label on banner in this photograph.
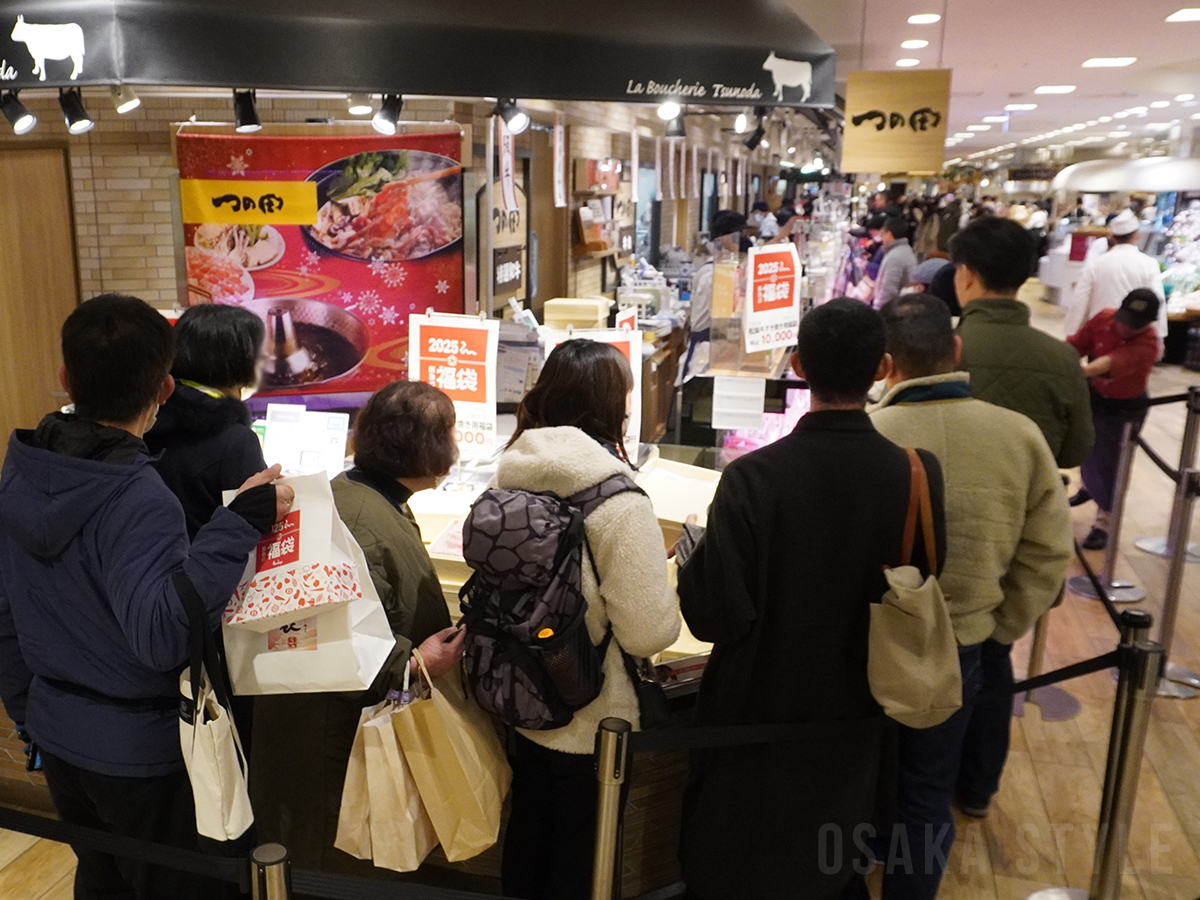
[841,70,952,175]
[179,179,319,225]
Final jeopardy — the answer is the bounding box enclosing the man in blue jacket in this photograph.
[0,294,292,900]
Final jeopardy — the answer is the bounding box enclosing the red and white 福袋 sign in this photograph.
[743,243,801,353]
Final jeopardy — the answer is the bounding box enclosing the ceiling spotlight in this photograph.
[1177,93,1196,102]
[901,39,929,49]
[907,13,941,24]
[1035,85,1076,94]
[967,125,991,131]
[373,93,403,134]
[346,92,373,116]
[1098,115,1113,122]
[1005,103,1037,111]
[896,58,921,67]
[813,156,823,167]
[821,167,830,175]
[734,112,747,133]
[665,116,685,138]
[111,85,140,114]
[787,145,797,154]
[760,139,770,149]
[58,87,94,135]
[1130,106,1149,113]
[1081,57,1137,67]
[232,89,261,134]
[982,116,1008,123]
[1166,8,1200,21]
[494,98,529,134]
[1,90,36,135]
[1113,111,1129,118]
[657,100,682,121]
[743,123,766,151]
[877,181,887,191]
[1151,100,1171,108]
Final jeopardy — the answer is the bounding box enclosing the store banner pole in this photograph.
[591,718,631,900]
[1066,420,1144,602]
[250,844,290,900]
[1091,641,1165,900]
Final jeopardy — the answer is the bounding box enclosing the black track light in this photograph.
[58,87,93,135]
[493,98,530,135]
[1,90,36,135]
[743,124,766,151]
[666,116,686,138]
[233,89,261,134]
[373,94,403,135]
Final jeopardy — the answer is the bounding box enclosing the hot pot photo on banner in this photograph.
[176,132,465,397]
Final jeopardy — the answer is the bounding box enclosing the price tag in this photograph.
[410,314,500,459]
[743,243,801,353]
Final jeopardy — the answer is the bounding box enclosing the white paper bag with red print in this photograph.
[223,474,357,632]
[221,475,397,695]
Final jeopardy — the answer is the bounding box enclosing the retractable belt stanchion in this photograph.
[592,717,632,900]
[1155,466,1200,697]
[1135,387,1200,564]
[1068,419,1146,603]
[250,844,291,900]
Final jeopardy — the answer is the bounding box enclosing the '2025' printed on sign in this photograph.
[419,324,489,404]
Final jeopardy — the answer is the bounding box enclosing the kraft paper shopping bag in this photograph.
[393,652,512,862]
[333,703,380,862]
[362,703,438,872]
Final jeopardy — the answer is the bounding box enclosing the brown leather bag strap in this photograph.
[900,448,922,567]
[903,448,938,575]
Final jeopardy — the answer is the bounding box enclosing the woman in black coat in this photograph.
[146,304,268,539]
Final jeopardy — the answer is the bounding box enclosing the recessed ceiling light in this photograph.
[1108,130,1132,136]
[1130,106,1149,113]
[896,58,921,67]
[1178,94,1197,102]
[1035,85,1076,94]
[1151,100,1171,108]
[1166,8,1200,21]
[1071,123,1086,129]
[1113,111,1129,118]
[953,132,973,138]
[1005,103,1038,111]
[1147,122,1174,131]
[982,116,1008,123]
[901,39,929,49]
[1082,57,1137,67]
[1086,120,1098,126]
[944,139,958,146]
[908,13,941,23]
[1098,116,1113,122]
[967,125,991,131]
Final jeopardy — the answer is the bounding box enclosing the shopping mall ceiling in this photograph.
[786,0,1200,164]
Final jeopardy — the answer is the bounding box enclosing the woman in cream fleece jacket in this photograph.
[495,341,680,900]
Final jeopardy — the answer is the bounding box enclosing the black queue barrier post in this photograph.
[592,717,632,900]
[1135,386,1200,564]
[251,843,291,900]
[1067,419,1146,603]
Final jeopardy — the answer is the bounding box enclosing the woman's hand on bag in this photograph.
[236,464,295,523]
[413,626,466,679]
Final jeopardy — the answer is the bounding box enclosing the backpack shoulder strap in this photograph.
[567,473,646,519]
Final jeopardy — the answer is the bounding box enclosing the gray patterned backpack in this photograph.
[459,474,645,730]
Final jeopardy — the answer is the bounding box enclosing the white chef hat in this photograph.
[1110,209,1141,236]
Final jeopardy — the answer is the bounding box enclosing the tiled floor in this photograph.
[4,295,1200,899]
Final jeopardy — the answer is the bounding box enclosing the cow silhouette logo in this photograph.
[10,16,85,81]
[762,52,812,103]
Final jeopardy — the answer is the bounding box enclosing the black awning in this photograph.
[0,0,835,107]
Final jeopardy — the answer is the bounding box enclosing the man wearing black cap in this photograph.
[1067,288,1162,549]
[873,216,917,310]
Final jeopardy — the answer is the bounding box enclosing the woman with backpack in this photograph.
[493,340,681,900]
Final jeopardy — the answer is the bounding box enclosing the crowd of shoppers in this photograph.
[0,204,1150,900]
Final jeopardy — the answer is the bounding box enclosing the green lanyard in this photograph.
[178,379,224,400]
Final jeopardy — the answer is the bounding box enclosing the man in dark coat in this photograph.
[677,298,947,900]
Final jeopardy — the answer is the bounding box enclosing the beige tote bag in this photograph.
[868,449,962,729]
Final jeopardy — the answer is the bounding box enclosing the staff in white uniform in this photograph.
[1063,209,1167,339]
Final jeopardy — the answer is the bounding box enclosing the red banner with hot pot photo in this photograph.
[176,131,465,400]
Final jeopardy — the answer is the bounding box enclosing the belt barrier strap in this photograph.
[291,868,509,900]
[628,716,887,753]
[1005,650,1121,698]
[0,805,244,884]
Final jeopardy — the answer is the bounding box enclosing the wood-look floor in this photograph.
[4,296,1200,900]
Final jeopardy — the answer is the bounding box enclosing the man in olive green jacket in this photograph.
[945,217,1093,825]
[951,217,1095,469]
